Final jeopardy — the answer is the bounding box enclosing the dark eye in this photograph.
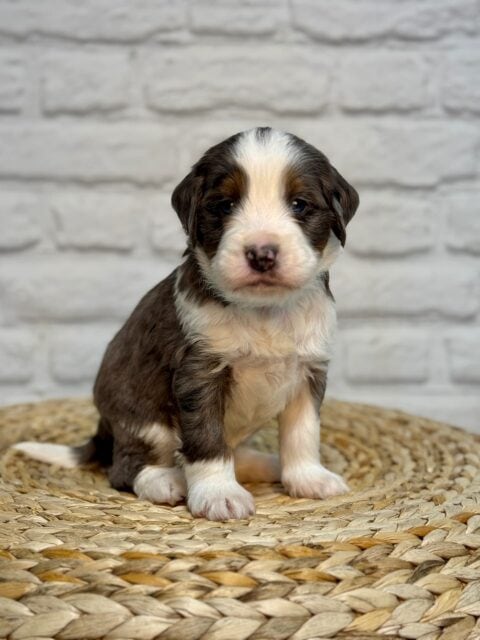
[291,198,308,215]
[208,199,236,215]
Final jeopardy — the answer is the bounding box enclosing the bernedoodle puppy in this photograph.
[15,127,359,521]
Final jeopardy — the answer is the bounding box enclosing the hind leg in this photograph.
[234,447,281,483]
[108,423,186,506]
[133,466,186,506]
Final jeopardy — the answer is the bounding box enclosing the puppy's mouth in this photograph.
[233,274,294,292]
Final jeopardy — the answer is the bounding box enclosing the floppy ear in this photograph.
[329,166,359,247]
[171,171,203,246]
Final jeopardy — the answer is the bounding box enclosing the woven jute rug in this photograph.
[0,399,480,640]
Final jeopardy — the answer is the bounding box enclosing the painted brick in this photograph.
[344,332,429,384]
[149,193,186,256]
[301,121,478,187]
[51,191,139,251]
[391,0,478,39]
[0,330,36,383]
[180,120,264,167]
[344,330,429,383]
[347,192,434,257]
[0,51,25,113]
[0,124,177,184]
[191,0,287,35]
[442,53,480,113]
[445,191,480,255]
[291,0,477,42]
[447,331,480,383]
[144,47,331,113]
[337,52,430,112]
[333,261,479,319]
[0,192,42,251]
[42,51,130,114]
[0,388,43,406]
[50,327,114,383]
[0,259,172,323]
[0,1,186,41]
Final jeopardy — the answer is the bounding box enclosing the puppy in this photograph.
[15,127,359,521]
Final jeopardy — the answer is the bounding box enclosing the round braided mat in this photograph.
[1,399,480,640]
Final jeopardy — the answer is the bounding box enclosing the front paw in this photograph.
[282,464,349,500]
[188,480,255,521]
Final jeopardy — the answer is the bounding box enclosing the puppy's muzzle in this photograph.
[244,244,279,273]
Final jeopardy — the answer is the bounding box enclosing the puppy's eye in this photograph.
[208,199,236,215]
[291,198,308,215]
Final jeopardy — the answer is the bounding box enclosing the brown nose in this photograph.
[244,244,279,273]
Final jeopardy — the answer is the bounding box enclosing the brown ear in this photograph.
[171,172,203,246]
[329,166,359,247]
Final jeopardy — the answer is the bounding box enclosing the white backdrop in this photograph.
[0,0,479,431]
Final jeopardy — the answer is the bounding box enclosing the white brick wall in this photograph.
[0,0,479,432]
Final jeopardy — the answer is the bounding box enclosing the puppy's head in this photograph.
[172,127,359,306]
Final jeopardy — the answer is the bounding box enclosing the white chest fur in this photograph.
[176,286,336,447]
[224,354,305,446]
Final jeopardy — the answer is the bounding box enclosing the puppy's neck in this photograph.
[175,263,336,365]
[177,250,230,307]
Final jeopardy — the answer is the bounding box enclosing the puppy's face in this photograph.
[172,127,359,306]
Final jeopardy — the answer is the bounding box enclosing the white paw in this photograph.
[188,479,255,521]
[282,464,349,500]
[133,466,186,506]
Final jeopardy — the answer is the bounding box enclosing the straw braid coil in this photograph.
[0,398,479,640]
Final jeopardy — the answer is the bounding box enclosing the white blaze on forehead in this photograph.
[233,128,298,210]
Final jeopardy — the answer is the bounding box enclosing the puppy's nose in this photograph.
[245,244,279,273]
